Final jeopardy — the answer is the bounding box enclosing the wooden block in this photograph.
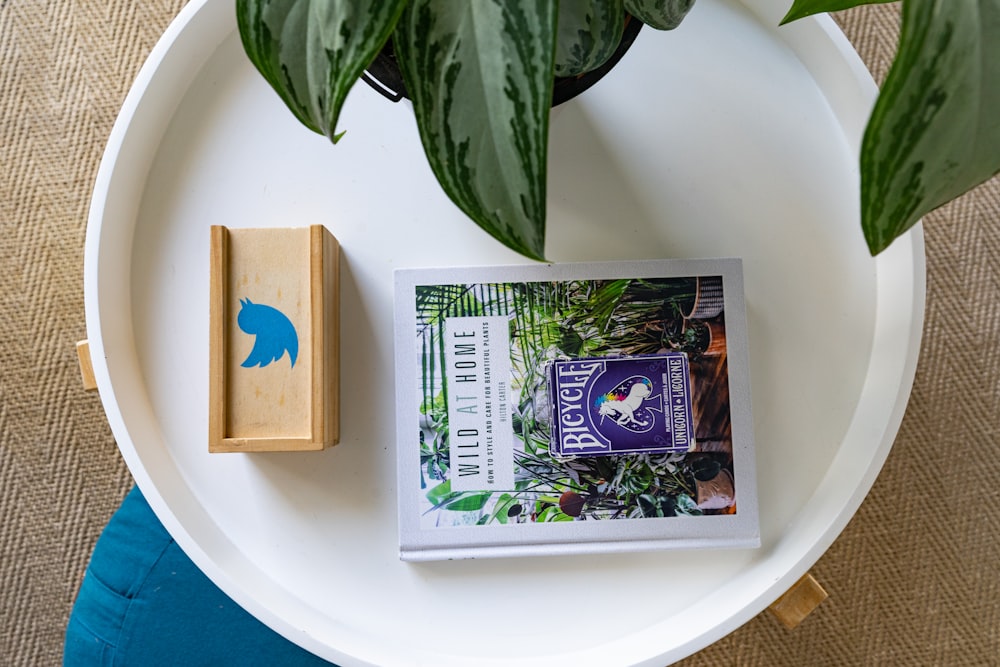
[76,340,97,391]
[768,572,828,629]
[209,225,339,452]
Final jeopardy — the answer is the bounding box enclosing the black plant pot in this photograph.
[362,14,644,107]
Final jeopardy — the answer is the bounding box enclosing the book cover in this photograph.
[393,259,758,560]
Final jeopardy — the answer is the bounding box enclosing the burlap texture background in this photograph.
[1,1,997,664]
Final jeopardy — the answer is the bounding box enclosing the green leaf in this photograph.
[780,0,895,25]
[537,505,574,522]
[620,466,653,494]
[236,0,407,142]
[554,0,625,78]
[426,480,493,512]
[637,493,661,517]
[624,0,696,30]
[658,495,678,517]
[674,494,701,515]
[862,0,1000,254]
[426,479,455,505]
[394,0,556,260]
[487,493,517,524]
[443,492,492,512]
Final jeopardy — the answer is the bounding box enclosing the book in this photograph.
[393,259,759,561]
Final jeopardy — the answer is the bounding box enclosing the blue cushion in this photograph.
[64,487,336,666]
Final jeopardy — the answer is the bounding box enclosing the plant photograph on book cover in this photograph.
[414,277,736,528]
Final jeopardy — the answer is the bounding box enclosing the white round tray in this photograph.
[85,0,925,664]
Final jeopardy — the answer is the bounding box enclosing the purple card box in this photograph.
[548,354,695,457]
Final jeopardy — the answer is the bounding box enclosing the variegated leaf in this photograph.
[554,0,625,78]
[236,0,407,142]
[394,0,556,260]
[780,0,896,25]
[624,0,696,30]
[861,0,1000,254]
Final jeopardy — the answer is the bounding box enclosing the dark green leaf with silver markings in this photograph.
[554,0,625,78]
[861,0,1000,254]
[236,0,406,142]
[394,0,556,260]
[624,0,696,30]
[779,0,895,25]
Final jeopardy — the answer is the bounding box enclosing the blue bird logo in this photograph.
[236,298,298,368]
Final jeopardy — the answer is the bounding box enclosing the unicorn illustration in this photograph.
[237,298,298,368]
[595,378,652,428]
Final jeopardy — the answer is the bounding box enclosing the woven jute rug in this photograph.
[2,2,997,665]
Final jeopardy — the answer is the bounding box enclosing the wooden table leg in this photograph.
[76,340,97,391]
[768,573,828,629]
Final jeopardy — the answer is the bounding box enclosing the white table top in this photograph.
[85,0,924,664]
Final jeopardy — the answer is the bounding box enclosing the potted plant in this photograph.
[662,317,727,358]
[236,0,999,260]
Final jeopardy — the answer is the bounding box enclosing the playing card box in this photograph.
[548,353,695,458]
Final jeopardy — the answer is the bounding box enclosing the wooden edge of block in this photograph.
[210,436,326,454]
[208,225,228,452]
[322,225,340,447]
[308,225,340,448]
[768,572,828,629]
[309,225,325,447]
[76,340,98,391]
